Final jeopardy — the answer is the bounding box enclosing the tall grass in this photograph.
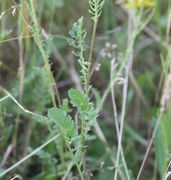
[0,0,171,180]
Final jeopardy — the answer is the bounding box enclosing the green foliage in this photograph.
[68,17,88,90]
[68,89,89,111]
[1,0,171,179]
[34,66,54,107]
[0,30,12,41]
[69,89,97,128]
[21,64,51,113]
[47,106,82,170]
[61,98,72,113]
[0,105,4,127]
[44,0,64,8]
[89,0,105,22]
[33,114,50,126]
[47,89,97,140]
[48,108,77,139]
[0,125,13,147]
[154,111,171,178]
[27,1,42,44]
[92,88,101,109]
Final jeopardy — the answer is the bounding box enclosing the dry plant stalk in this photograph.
[137,73,171,180]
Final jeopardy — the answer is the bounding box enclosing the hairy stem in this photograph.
[136,110,163,180]
[81,120,86,179]
[29,0,56,107]
[81,19,98,179]
[28,0,66,168]
[64,136,84,180]
[87,21,98,94]
[111,66,130,180]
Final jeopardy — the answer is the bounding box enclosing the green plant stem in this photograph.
[37,43,65,167]
[37,44,56,107]
[12,1,25,156]
[98,34,136,113]
[59,134,65,168]
[1,0,6,31]
[29,0,56,108]
[80,20,98,180]
[64,136,84,180]
[28,0,66,169]
[87,21,98,95]
[0,105,4,128]
[136,110,164,180]
[81,120,86,179]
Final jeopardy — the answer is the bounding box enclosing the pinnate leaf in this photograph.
[68,89,89,111]
[48,108,76,138]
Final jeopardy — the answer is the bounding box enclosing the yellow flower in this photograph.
[125,0,154,8]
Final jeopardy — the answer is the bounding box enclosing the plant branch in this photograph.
[87,21,98,95]
[136,110,163,180]
[64,136,84,180]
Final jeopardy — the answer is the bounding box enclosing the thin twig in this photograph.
[0,87,45,119]
[62,162,74,180]
[114,10,134,180]
[90,50,103,78]
[10,174,23,180]
[164,172,171,180]
[87,21,98,94]
[114,66,129,180]
[53,83,61,107]
[163,160,171,180]
[136,110,163,180]
[0,144,14,168]
[111,62,130,180]
[0,95,9,102]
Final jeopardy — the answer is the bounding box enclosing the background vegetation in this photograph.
[0,0,171,179]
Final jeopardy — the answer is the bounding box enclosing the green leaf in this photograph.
[61,98,72,113]
[154,111,171,178]
[48,108,77,138]
[80,103,97,124]
[34,66,54,99]
[68,89,89,111]
[33,114,50,126]
[89,0,105,22]
[51,38,67,50]
[124,124,147,146]
[1,125,13,145]
[68,17,88,88]
[48,108,66,123]
[0,30,12,42]
[92,88,101,108]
